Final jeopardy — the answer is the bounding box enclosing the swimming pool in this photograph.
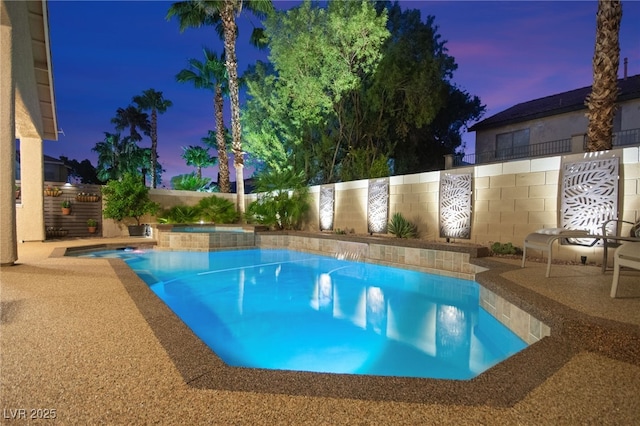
[79,248,527,379]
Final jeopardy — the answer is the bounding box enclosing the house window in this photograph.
[496,129,530,159]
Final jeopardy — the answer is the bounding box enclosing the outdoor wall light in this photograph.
[319,186,335,231]
[367,178,389,234]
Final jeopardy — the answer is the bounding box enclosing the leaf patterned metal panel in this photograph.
[439,173,472,239]
[368,178,389,234]
[560,157,619,244]
[319,185,335,231]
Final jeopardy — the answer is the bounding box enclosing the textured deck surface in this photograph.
[1,237,639,424]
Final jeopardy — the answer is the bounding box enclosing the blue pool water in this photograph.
[78,248,527,379]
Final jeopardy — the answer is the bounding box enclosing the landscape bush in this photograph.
[387,213,418,239]
[245,169,310,230]
[171,172,211,191]
[197,195,239,223]
[157,205,202,224]
[491,242,521,255]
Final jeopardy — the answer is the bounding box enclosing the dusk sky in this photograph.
[43,1,640,187]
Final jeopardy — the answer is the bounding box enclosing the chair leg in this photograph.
[521,246,527,268]
[602,244,608,274]
[611,256,621,297]
[545,246,552,278]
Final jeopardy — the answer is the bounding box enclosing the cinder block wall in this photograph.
[74,146,640,264]
[388,172,440,239]
[305,147,639,263]
[332,180,370,233]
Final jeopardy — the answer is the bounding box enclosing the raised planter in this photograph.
[128,225,146,237]
[75,193,100,202]
[46,228,68,238]
[44,188,62,197]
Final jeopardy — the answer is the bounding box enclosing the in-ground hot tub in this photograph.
[154,223,268,251]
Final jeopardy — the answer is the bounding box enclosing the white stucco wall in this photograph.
[475,99,640,156]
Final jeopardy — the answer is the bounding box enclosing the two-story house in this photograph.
[457,73,640,167]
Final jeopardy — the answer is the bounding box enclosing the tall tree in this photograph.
[246,0,389,182]
[167,0,274,216]
[586,0,622,152]
[111,105,152,184]
[181,145,217,179]
[176,48,231,193]
[202,128,231,190]
[92,132,145,182]
[245,1,484,180]
[111,105,150,142]
[133,89,173,188]
[366,2,484,174]
[59,156,104,185]
[243,61,294,173]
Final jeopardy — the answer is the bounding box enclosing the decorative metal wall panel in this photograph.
[319,185,335,231]
[561,157,619,243]
[439,173,472,239]
[367,178,389,234]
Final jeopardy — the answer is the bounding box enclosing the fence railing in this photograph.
[583,128,640,149]
[451,138,571,168]
[447,128,640,169]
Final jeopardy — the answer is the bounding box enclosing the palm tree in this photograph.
[202,128,231,192]
[111,105,152,184]
[92,132,144,182]
[167,0,274,216]
[176,48,231,193]
[111,105,150,142]
[133,89,173,188]
[586,0,622,152]
[181,145,217,179]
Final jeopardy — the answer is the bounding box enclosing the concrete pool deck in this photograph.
[1,237,639,423]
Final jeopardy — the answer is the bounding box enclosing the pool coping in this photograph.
[56,240,640,407]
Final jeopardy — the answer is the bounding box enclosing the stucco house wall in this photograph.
[470,74,640,163]
[475,98,640,157]
[621,97,640,130]
[2,0,58,261]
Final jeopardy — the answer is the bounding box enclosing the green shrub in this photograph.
[340,147,390,181]
[157,205,202,224]
[102,173,160,226]
[387,213,418,239]
[491,242,521,255]
[245,169,310,230]
[171,172,211,191]
[197,195,239,224]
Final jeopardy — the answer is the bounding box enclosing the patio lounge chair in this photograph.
[610,242,640,297]
[601,219,636,273]
[521,228,592,278]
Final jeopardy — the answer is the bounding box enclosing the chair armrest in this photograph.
[601,219,635,238]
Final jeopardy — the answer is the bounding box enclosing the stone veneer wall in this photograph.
[308,147,640,264]
[257,233,483,281]
[479,287,551,345]
[154,225,256,251]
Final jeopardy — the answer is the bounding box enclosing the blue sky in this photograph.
[44,1,640,186]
